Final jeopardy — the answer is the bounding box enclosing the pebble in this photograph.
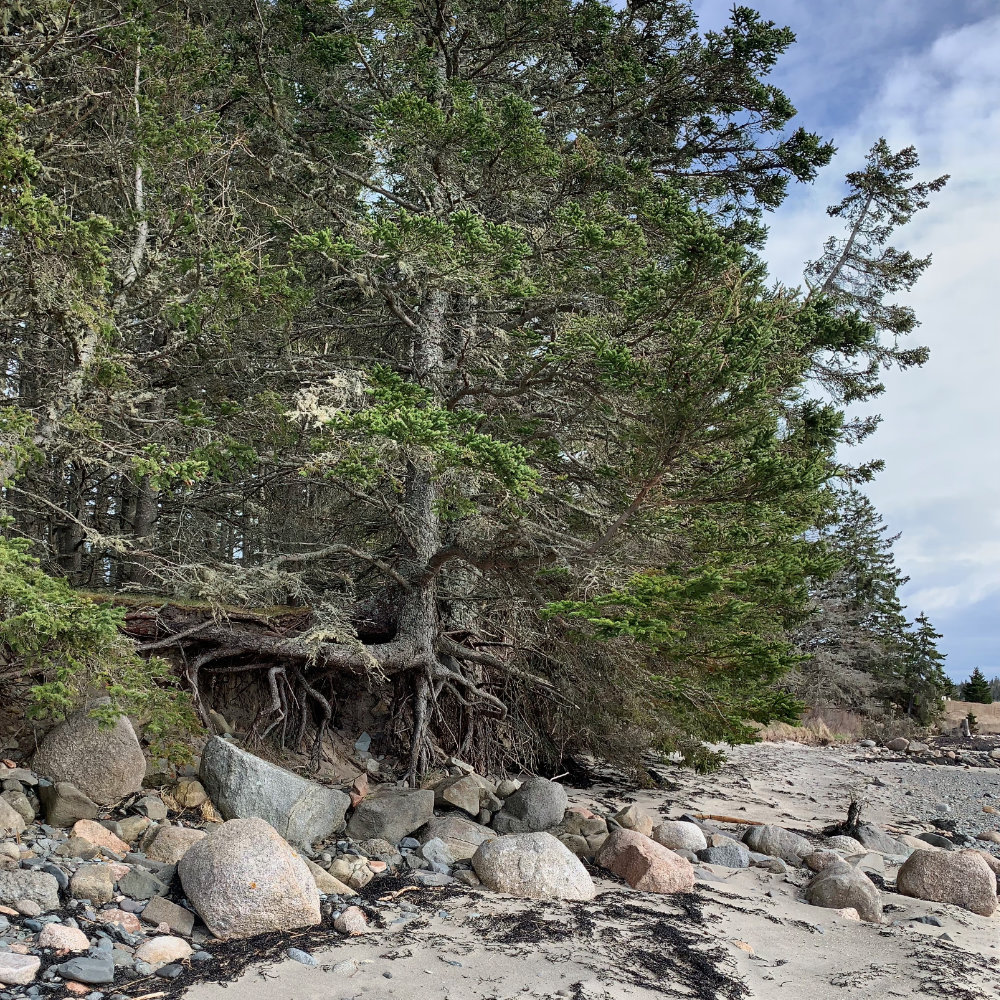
[287,948,318,966]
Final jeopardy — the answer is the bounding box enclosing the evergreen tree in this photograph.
[963,667,993,705]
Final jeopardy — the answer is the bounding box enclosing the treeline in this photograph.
[0,0,949,773]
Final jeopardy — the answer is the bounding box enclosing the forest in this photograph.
[0,0,953,777]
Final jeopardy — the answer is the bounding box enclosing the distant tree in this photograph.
[963,667,993,705]
[988,677,1000,702]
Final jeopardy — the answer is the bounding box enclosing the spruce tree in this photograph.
[963,668,993,705]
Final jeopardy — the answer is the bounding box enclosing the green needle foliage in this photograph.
[0,0,947,772]
[963,667,993,706]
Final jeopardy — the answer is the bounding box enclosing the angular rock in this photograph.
[135,935,193,969]
[119,814,151,844]
[173,778,208,809]
[120,867,168,900]
[200,737,350,848]
[698,841,750,868]
[328,856,373,889]
[55,955,115,985]
[71,820,129,855]
[333,905,368,935]
[806,862,882,922]
[70,864,114,904]
[33,708,145,806]
[853,823,902,855]
[652,821,708,853]
[38,923,90,952]
[615,804,655,838]
[491,778,568,835]
[496,778,521,798]
[100,909,142,934]
[418,814,497,861]
[346,788,435,845]
[178,817,321,939]
[1,790,34,824]
[896,849,998,916]
[596,827,695,894]
[55,836,100,860]
[473,832,595,901]
[38,782,100,828]
[0,954,41,985]
[743,824,813,863]
[135,795,168,821]
[434,774,482,816]
[142,896,195,936]
[304,857,355,896]
[0,869,60,911]
[145,824,207,863]
[0,797,25,837]
[804,850,845,873]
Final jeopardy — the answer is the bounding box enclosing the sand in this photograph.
[185,741,1000,1000]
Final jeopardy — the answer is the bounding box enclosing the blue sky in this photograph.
[692,1,1000,682]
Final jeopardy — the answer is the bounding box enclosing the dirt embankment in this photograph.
[943,699,1000,733]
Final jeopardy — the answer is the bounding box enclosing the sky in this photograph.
[691,1,1000,682]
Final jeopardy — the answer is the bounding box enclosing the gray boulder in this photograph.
[491,777,568,835]
[418,814,497,861]
[806,862,882,922]
[178,817,321,939]
[473,832,595,901]
[652,821,707,853]
[824,835,865,854]
[896,849,998,916]
[0,869,60,911]
[433,774,482,816]
[200,736,350,848]
[743,824,813,863]
[853,823,902,855]
[38,782,99,828]
[698,841,750,868]
[33,707,145,806]
[346,788,434,845]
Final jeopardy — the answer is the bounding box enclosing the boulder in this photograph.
[615,804,655,838]
[178,817,321,939]
[418,814,497,861]
[141,896,195,936]
[743,824,813,863]
[434,774,482,816]
[135,935,193,969]
[32,707,145,806]
[200,736,351,848]
[70,864,114,904]
[172,778,209,809]
[886,738,909,752]
[896,849,998,916]
[119,815,151,844]
[596,827,695,894]
[119,867,168,900]
[806,862,882,922]
[0,869,60,911]
[346,788,435,845]
[38,782,99,828]
[472,832,595,901]
[976,831,1000,845]
[804,850,845,873]
[333,905,369,935]
[304,857,355,896]
[824,835,865,854]
[0,954,41,986]
[100,909,142,934]
[916,832,954,851]
[0,797,25,838]
[38,923,90,952]
[698,841,750,868]
[1,790,34,824]
[652,821,707,853]
[70,820,129,855]
[852,823,902,855]
[146,824,207,863]
[492,778,568,835]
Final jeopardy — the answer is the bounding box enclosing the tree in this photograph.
[963,667,993,705]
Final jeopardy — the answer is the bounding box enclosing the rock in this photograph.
[38,923,90,952]
[142,896,195,936]
[145,824,208,863]
[33,707,145,806]
[71,820,129,855]
[346,788,435,845]
[38,782,100,828]
[900,833,942,852]
[0,796,26,837]
[698,841,750,868]
[119,867,168,900]
[328,856,373,889]
[135,795,168,821]
[491,778,568,835]
[178,817,321,939]
[14,898,40,916]
[652,821,708,853]
[596,827,695,894]
[357,837,395,856]
[55,955,115,985]
[70,864,115,904]
[853,823,901,855]
[418,815,497,861]
[118,814,151,844]
[55,836,100,860]
[99,909,142,934]
[0,954,41,985]
[976,830,1000,844]
[0,869,60,911]
[743,824,813,863]
[615,804,655,838]
[173,778,209,809]
[473,832,595,901]
[496,779,521,798]
[907,742,929,754]
[886,738,909,751]
[804,850,845,873]
[421,836,455,868]
[896,849,998,916]
[916,832,954,851]
[558,833,591,857]
[304,857,355,896]
[434,774,482,816]
[135,936,193,969]
[990,748,1000,761]
[1,790,34,824]
[287,948,317,966]
[200,736,350,849]
[859,740,876,748]
[333,905,369,935]
[806,862,882,922]
[0,841,19,861]
[824,835,865,854]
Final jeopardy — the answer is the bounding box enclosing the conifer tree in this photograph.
[963,667,993,706]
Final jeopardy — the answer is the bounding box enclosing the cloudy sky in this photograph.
[692,1,1000,681]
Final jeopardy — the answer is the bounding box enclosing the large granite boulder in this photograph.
[896,849,998,916]
[742,824,813,864]
[472,833,595,901]
[491,778,568,835]
[806,862,883,922]
[346,788,435,845]
[178,818,321,939]
[652,821,707,853]
[38,782,100,828]
[33,708,145,806]
[199,736,350,848]
[0,869,61,912]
